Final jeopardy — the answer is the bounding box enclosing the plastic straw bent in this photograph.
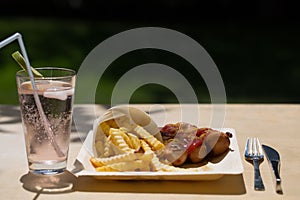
[0,33,65,157]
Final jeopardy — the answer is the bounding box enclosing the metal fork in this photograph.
[245,137,265,191]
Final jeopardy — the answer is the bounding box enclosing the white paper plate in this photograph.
[73,128,243,181]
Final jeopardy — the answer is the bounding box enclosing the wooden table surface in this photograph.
[0,104,299,199]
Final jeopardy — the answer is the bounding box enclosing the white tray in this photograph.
[73,128,244,181]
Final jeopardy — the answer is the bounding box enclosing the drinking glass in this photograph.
[16,67,76,175]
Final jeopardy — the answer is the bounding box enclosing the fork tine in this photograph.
[253,137,257,156]
[245,137,250,155]
[256,138,263,156]
[245,137,264,157]
[249,137,253,155]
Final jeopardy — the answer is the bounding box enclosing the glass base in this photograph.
[29,160,67,175]
[30,168,65,175]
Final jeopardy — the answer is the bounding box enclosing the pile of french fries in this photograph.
[90,119,199,172]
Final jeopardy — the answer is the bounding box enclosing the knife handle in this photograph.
[271,161,283,194]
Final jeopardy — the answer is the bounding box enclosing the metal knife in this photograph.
[262,144,283,194]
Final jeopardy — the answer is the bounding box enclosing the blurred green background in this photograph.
[1,1,299,104]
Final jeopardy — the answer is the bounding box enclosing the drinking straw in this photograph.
[0,33,64,157]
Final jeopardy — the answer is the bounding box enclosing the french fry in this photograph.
[119,127,130,133]
[109,128,134,153]
[119,127,141,151]
[138,153,153,163]
[106,137,129,156]
[95,160,151,172]
[118,129,133,149]
[127,132,141,151]
[140,139,153,154]
[99,119,119,136]
[134,126,165,151]
[90,152,143,167]
[99,122,110,136]
[95,165,118,172]
[103,136,114,157]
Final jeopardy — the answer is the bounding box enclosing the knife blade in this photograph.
[262,144,283,194]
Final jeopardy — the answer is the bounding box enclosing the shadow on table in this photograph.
[20,171,77,196]
[74,174,246,195]
[20,171,246,196]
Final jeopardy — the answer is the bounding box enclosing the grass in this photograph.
[1,17,299,104]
